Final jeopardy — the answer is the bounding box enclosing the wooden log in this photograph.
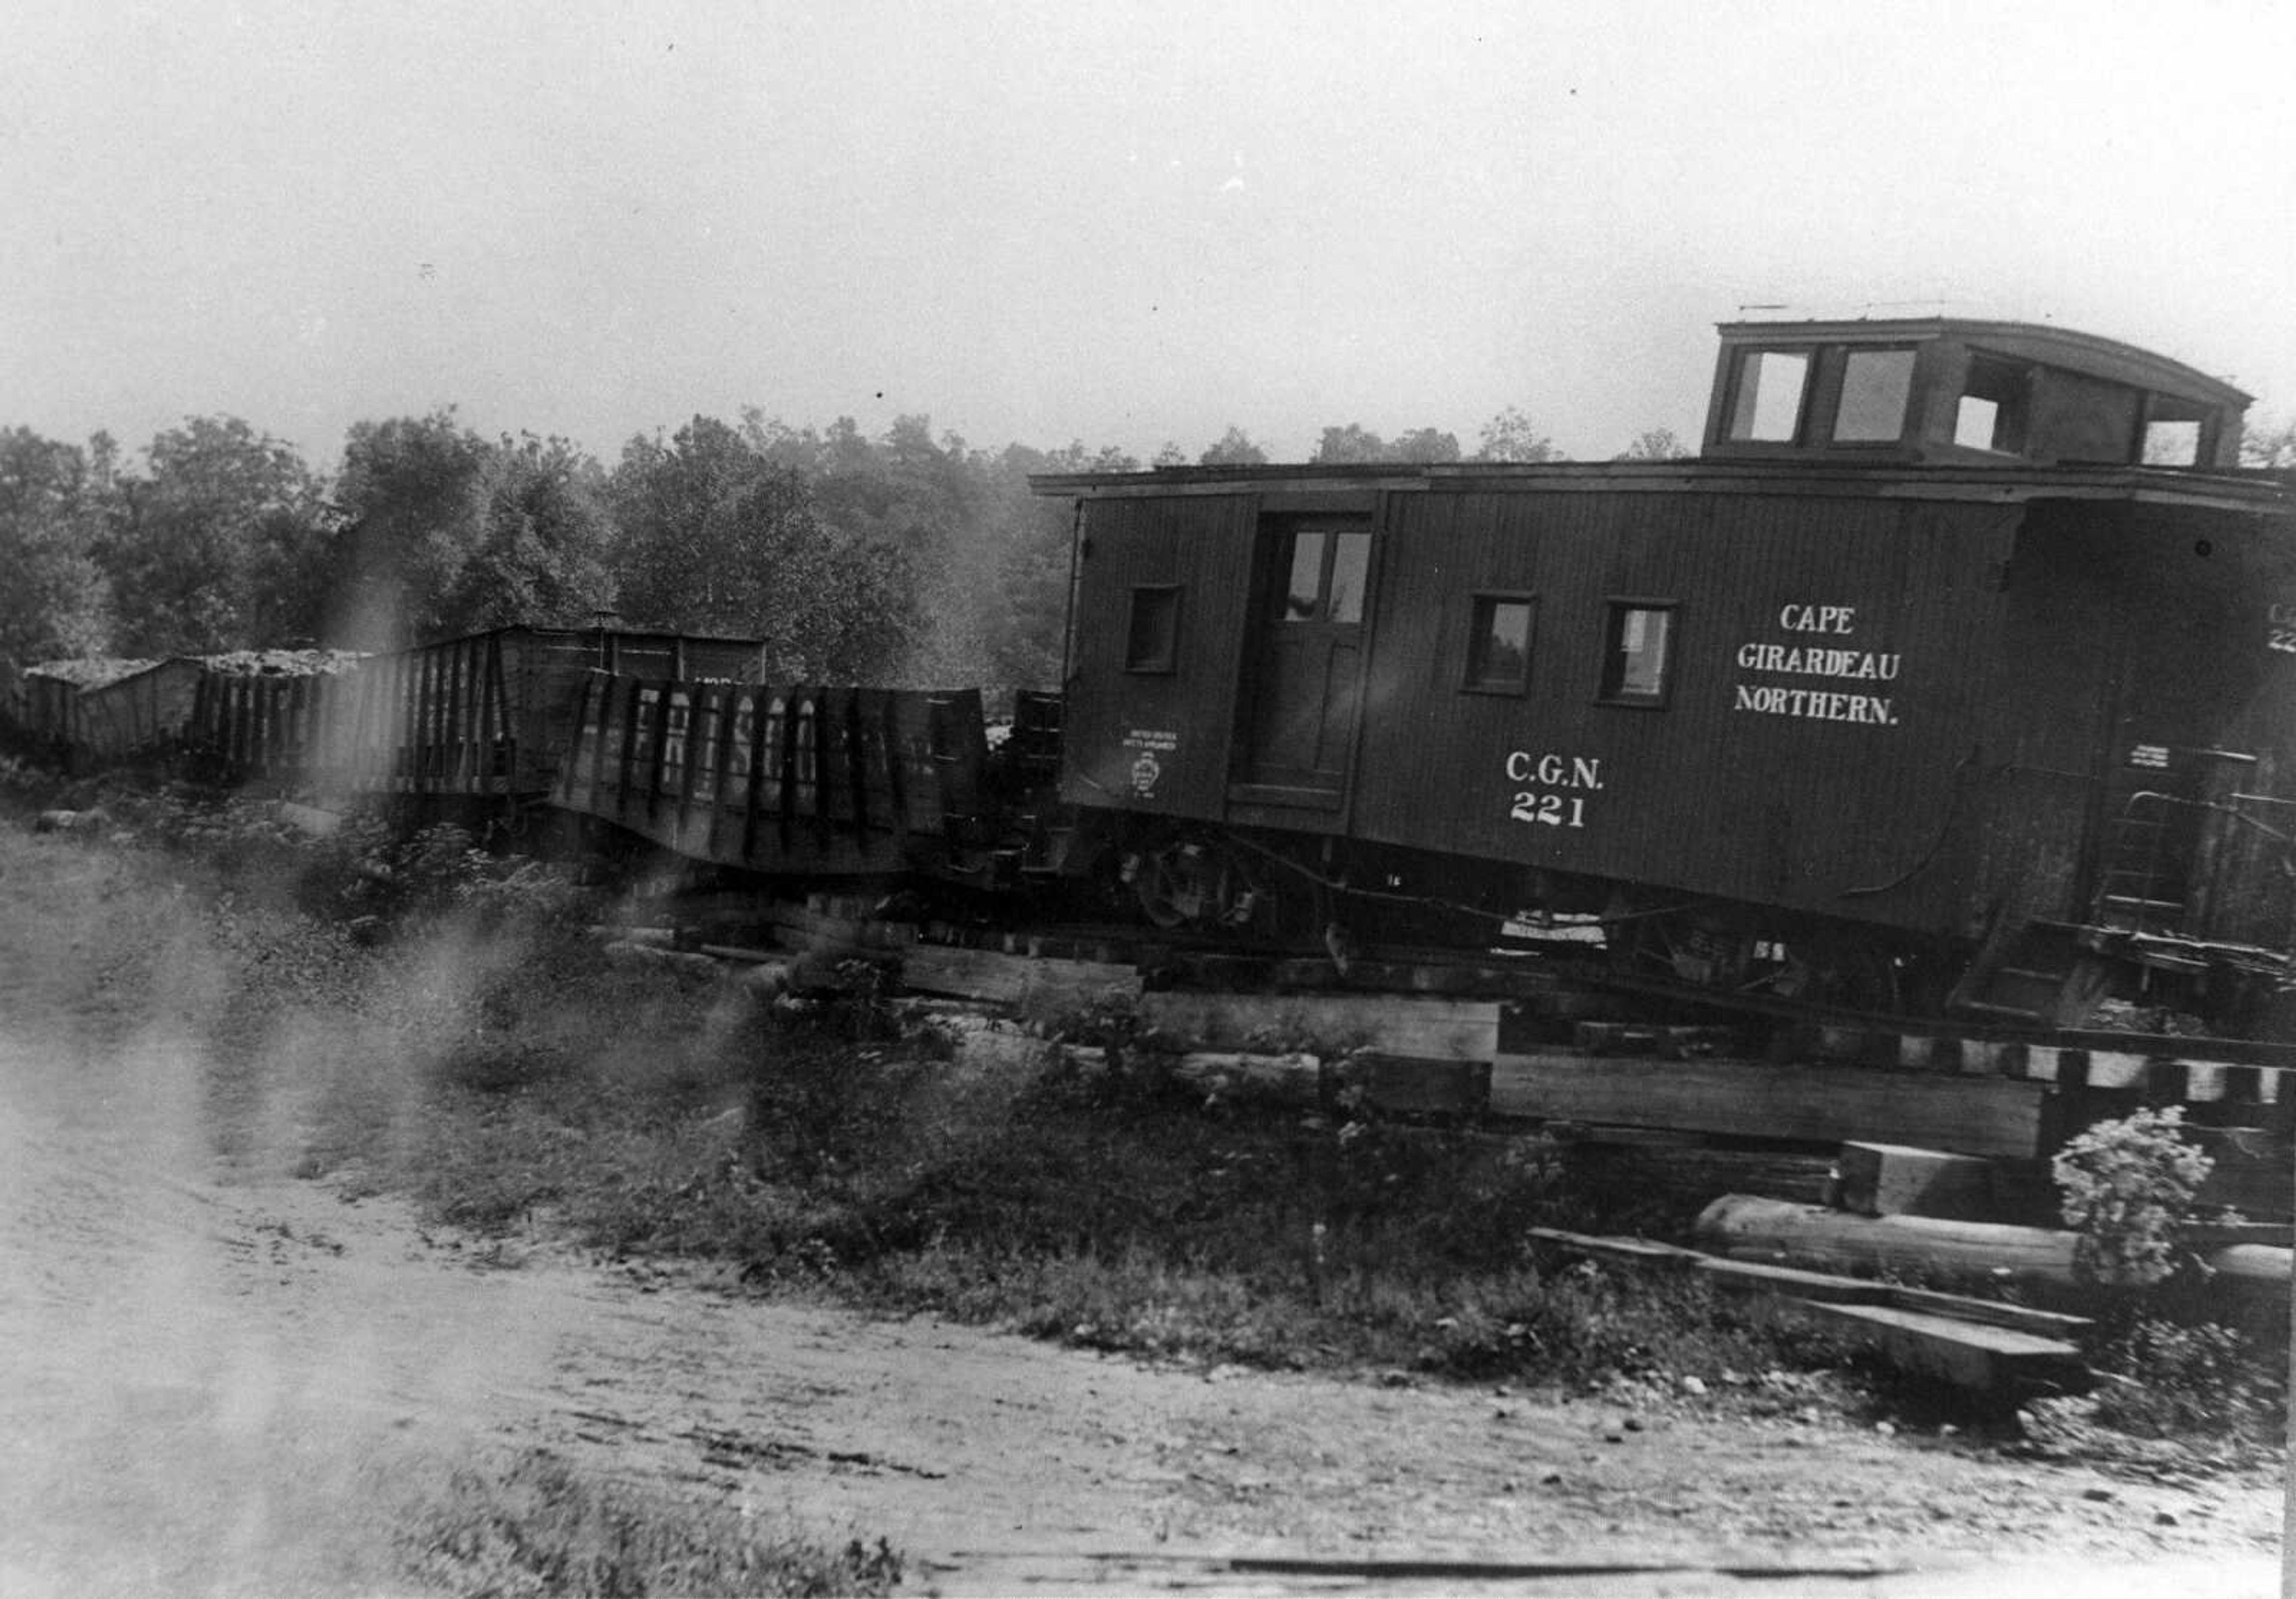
[1694,1194,2292,1309]
[1796,1301,2088,1398]
[1833,1142,1996,1220]
[1488,1051,2047,1159]
[1137,992,1500,1060]
[898,944,1143,1010]
[1696,1194,2081,1285]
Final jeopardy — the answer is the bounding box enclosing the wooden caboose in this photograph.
[1036,318,2296,1029]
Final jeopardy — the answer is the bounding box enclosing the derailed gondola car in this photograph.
[549,675,1012,881]
[1035,318,2296,1031]
[5,657,161,765]
[185,625,771,805]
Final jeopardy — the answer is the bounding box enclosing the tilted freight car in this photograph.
[1034,318,2296,1032]
[183,625,771,803]
[548,675,1014,881]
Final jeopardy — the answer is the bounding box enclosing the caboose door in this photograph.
[1232,516,1372,805]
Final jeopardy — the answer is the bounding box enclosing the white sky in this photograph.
[5,1,2293,468]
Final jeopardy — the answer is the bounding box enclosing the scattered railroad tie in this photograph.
[1528,1222,2093,1401]
[1831,1141,1996,1221]
[1489,1049,2048,1158]
[1778,1020,2294,1118]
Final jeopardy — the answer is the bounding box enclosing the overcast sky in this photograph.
[6,1,2293,469]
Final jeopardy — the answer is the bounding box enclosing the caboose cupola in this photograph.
[1702,317,2251,469]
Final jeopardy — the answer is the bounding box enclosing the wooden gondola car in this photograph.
[551,675,1003,880]
[188,625,771,802]
[1034,318,2296,1030]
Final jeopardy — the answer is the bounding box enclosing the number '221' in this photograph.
[1510,792,1586,827]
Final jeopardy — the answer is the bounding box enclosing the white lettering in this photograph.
[1506,750,1534,781]
[1733,683,1896,727]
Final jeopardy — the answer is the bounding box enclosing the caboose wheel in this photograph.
[1129,837,1265,932]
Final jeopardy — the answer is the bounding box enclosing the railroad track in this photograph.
[628,893,2296,1148]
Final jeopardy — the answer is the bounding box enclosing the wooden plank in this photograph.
[898,944,1142,1009]
[1796,1301,2087,1397]
[1525,1226,1698,1268]
[1488,1051,2046,1158]
[1137,992,1500,1060]
[1833,1142,1997,1220]
[1532,1226,2093,1339]
[1573,1021,1742,1058]
[763,902,917,952]
[1329,1053,1489,1117]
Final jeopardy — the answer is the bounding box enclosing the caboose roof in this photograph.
[1712,316,2251,408]
[1028,456,2294,517]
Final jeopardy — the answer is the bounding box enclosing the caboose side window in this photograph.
[1830,347,1916,443]
[1954,355,2030,453]
[1726,349,1811,443]
[1124,585,1181,673]
[1463,594,1535,694]
[2141,394,2210,466]
[1599,601,1675,706]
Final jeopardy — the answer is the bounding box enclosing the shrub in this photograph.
[2051,1106,2212,1288]
[399,1447,902,1597]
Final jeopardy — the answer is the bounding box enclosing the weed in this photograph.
[399,1447,902,1597]
[2089,1316,2278,1439]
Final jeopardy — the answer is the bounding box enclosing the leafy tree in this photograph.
[444,435,619,633]
[329,410,494,647]
[1471,407,1559,463]
[1615,427,1692,461]
[1311,423,1391,464]
[2241,414,2296,469]
[1150,442,1189,468]
[327,413,618,646]
[609,417,915,682]
[99,416,329,655]
[0,427,114,662]
[1199,426,1269,466]
[1391,427,1462,464]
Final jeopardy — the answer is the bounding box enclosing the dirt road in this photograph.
[0,827,2282,1595]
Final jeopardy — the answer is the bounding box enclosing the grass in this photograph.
[12,774,2283,1474]
[399,1447,903,1598]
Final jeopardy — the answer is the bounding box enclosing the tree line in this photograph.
[0,405,1678,689]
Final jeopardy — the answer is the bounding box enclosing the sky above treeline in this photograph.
[7,1,2293,468]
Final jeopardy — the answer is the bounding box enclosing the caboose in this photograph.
[1034,318,2296,1032]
